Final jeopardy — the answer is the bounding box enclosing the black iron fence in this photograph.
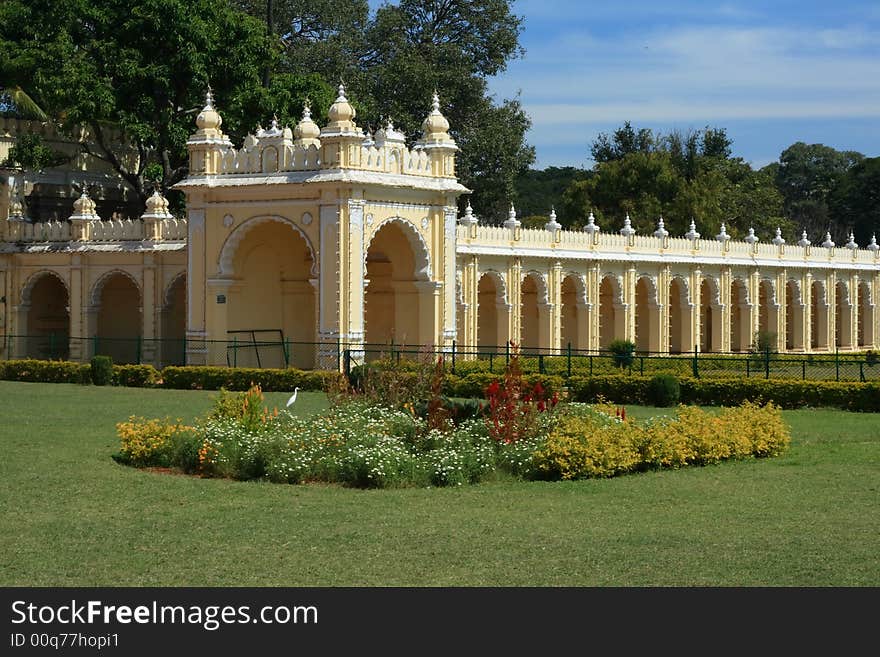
[1,333,879,382]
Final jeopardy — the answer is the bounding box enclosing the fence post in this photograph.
[452,340,456,374]
[136,335,141,365]
[746,355,750,378]
[232,336,238,367]
[539,353,544,374]
[836,349,840,382]
[92,335,98,358]
[692,346,699,378]
[589,353,593,377]
[489,352,494,372]
[49,332,55,360]
[505,341,510,367]
[567,342,572,378]
[764,346,770,380]
[860,361,865,382]
[802,359,806,380]
[344,349,351,379]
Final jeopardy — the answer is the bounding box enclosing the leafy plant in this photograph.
[90,355,113,386]
[608,339,636,369]
[647,374,680,407]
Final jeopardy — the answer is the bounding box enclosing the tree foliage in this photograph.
[559,122,785,239]
[0,0,331,203]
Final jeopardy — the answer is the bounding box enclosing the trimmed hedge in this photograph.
[160,366,344,392]
[114,364,160,388]
[565,374,880,412]
[0,359,91,384]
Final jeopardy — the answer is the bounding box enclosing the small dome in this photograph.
[294,101,321,141]
[142,188,172,219]
[72,191,97,216]
[195,89,222,131]
[421,92,450,139]
[327,83,356,124]
[382,119,406,145]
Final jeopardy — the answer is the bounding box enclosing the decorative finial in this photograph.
[432,91,440,112]
[459,201,477,226]
[798,230,811,248]
[685,219,700,241]
[845,231,858,249]
[204,86,214,110]
[868,234,879,252]
[772,227,785,246]
[620,214,635,237]
[504,204,520,229]
[653,216,668,238]
[583,210,599,234]
[716,222,730,242]
[302,99,312,120]
[744,227,758,244]
[822,231,835,248]
[545,207,561,233]
[336,82,347,102]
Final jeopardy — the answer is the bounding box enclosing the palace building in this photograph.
[1,86,878,370]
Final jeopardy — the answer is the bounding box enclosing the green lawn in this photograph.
[0,381,877,586]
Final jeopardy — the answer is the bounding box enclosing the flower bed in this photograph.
[115,348,792,488]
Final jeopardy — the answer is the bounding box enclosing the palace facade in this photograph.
[1,87,878,369]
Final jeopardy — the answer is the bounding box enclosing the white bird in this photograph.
[286,386,300,407]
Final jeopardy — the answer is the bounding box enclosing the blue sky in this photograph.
[486,0,880,169]
[367,1,880,170]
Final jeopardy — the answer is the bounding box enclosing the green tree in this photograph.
[0,0,331,204]
[827,157,880,245]
[774,142,863,242]
[514,166,592,227]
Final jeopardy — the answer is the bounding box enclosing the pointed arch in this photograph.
[700,276,722,353]
[91,270,142,364]
[835,280,853,348]
[668,276,691,353]
[477,270,509,350]
[520,271,549,350]
[635,275,660,353]
[561,273,588,351]
[367,217,432,281]
[786,279,805,351]
[20,270,70,360]
[599,274,624,349]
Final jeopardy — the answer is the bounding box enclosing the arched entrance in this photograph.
[835,281,852,348]
[811,281,829,350]
[477,271,508,353]
[22,271,69,360]
[561,274,586,351]
[858,281,873,348]
[730,279,750,352]
[226,219,316,368]
[668,277,689,353]
[786,280,805,351]
[758,280,777,349]
[520,272,549,351]
[599,275,624,349]
[161,274,186,366]
[635,276,660,353]
[700,277,721,353]
[93,271,141,364]
[365,219,433,354]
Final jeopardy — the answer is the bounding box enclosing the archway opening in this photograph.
[835,281,852,348]
[635,276,658,353]
[858,282,873,348]
[786,280,804,351]
[811,281,829,350]
[477,272,504,351]
[730,279,750,352]
[599,276,621,349]
[700,278,720,353]
[561,275,582,350]
[365,221,432,355]
[95,272,141,364]
[24,272,69,360]
[520,274,541,350]
[758,280,777,350]
[668,277,687,353]
[161,275,186,367]
[228,220,315,368]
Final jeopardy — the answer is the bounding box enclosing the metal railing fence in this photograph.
[1,333,878,383]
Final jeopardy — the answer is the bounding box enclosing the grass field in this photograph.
[1,380,877,586]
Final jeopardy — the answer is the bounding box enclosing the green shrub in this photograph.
[159,365,343,391]
[608,339,636,369]
[0,359,91,384]
[90,355,113,386]
[647,374,681,406]
[113,364,160,387]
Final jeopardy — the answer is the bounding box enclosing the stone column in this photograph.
[68,256,84,361]
[142,255,157,366]
[588,263,601,352]
[624,267,636,344]
[549,261,563,353]
[441,206,458,350]
[317,202,343,369]
[185,206,207,365]
[509,258,522,348]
